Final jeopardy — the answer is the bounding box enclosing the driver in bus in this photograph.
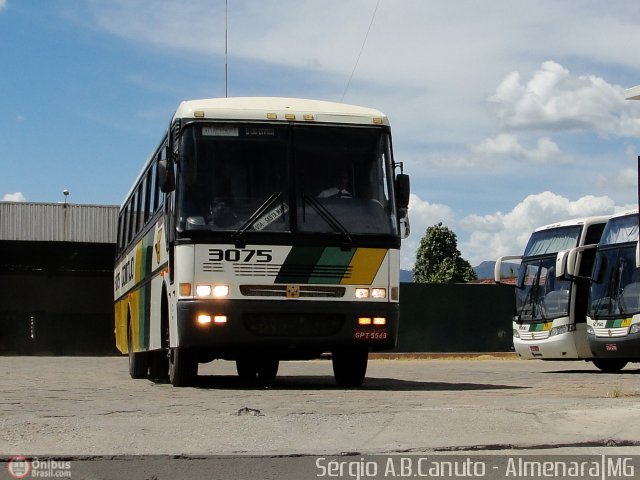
[318,170,352,198]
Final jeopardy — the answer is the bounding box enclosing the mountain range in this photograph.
[400,261,519,283]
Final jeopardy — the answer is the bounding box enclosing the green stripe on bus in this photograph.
[275,246,325,283]
[142,228,155,279]
[310,247,355,284]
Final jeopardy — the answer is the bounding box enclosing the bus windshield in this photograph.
[523,226,582,256]
[177,123,398,237]
[590,244,640,319]
[516,256,572,322]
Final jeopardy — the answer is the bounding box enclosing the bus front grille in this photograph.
[244,313,343,337]
[240,285,346,298]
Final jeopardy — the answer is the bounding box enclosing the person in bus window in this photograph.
[318,169,352,198]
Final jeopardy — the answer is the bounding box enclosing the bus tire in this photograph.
[149,350,169,380]
[332,348,368,388]
[128,321,149,379]
[257,358,279,382]
[169,347,197,387]
[236,359,258,381]
[592,359,628,373]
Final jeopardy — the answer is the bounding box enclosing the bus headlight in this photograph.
[213,285,229,297]
[371,288,386,299]
[355,288,370,298]
[195,285,212,297]
[195,284,229,297]
[629,323,640,335]
[513,328,520,339]
[549,324,576,337]
[587,325,595,335]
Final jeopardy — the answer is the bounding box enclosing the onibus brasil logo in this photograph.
[7,456,71,478]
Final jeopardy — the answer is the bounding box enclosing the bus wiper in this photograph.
[613,259,626,315]
[232,191,282,248]
[303,194,353,248]
[593,263,618,317]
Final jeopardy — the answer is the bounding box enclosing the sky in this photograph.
[3,1,640,270]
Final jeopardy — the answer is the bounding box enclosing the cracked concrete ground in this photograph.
[1,356,640,457]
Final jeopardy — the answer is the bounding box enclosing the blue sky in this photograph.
[3,1,640,269]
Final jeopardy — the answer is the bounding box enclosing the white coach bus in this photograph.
[495,216,608,362]
[114,97,410,387]
[586,209,640,372]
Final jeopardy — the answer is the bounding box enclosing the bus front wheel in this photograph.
[169,348,197,387]
[592,359,628,373]
[332,348,368,388]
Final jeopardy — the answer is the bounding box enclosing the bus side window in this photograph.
[143,168,152,223]
[149,162,158,214]
[122,203,131,248]
[117,212,125,253]
[128,192,137,243]
[585,224,605,245]
[136,183,145,233]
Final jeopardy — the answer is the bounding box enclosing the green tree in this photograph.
[413,222,477,283]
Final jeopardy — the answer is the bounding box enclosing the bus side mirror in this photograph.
[636,242,640,269]
[494,255,522,284]
[556,250,569,279]
[395,174,410,209]
[395,174,410,239]
[556,248,581,279]
[158,159,175,193]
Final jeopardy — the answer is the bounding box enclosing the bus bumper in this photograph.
[588,332,640,359]
[513,334,583,359]
[175,299,399,356]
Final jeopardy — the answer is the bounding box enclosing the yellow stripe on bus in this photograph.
[341,248,387,285]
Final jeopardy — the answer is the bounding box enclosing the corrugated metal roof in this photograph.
[0,202,118,243]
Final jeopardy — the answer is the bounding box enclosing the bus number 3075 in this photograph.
[208,248,273,263]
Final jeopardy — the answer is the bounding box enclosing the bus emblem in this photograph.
[286,285,300,298]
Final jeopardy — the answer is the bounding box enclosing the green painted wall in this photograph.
[395,283,515,352]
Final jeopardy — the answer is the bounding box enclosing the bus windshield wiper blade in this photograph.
[304,194,353,246]
[232,191,282,247]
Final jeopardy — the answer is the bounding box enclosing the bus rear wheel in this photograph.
[332,348,368,388]
[592,359,628,373]
[169,348,197,387]
[128,322,149,379]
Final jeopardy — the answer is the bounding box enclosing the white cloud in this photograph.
[489,61,640,136]
[401,194,456,270]
[0,1,6,12]
[2,192,27,202]
[595,166,638,193]
[458,191,617,266]
[472,133,568,164]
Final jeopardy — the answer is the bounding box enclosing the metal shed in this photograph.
[0,202,119,354]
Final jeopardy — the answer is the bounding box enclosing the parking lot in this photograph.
[2,355,640,459]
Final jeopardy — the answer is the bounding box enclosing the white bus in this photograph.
[586,209,640,372]
[114,97,410,387]
[495,216,609,362]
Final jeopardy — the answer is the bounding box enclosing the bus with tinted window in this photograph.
[586,209,640,372]
[114,97,410,387]
[495,216,608,362]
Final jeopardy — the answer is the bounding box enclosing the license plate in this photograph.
[605,344,618,352]
[353,330,388,340]
[530,346,540,352]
